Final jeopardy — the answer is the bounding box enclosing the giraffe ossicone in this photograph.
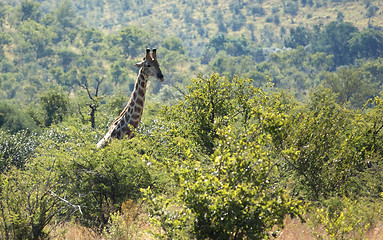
[97,48,163,148]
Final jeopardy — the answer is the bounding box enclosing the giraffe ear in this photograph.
[146,48,151,60]
[133,61,144,68]
[152,49,157,59]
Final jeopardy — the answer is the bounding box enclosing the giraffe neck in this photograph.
[116,67,148,136]
[96,67,149,148]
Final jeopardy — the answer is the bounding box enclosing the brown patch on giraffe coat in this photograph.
[136,97,144,107]
[134,105,142,114]
[140,80,146,89]
[132,113,140,120]
[138,87,145,97]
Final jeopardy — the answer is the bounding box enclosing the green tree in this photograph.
[52,0,81,43]
[312,21,358,67]
[56,48,78,72]
[147,124,302,239]
[354,95,383,197]
[284,0,299,16]
[0,130,40,172]
[118,26,149,57]
[54,0,77,29]
[81,27,103,46]
[144,74,302,239]
[39,89,70,127]
[285,26,312,48]
[0,163,69,239]
[162,36,185,54]
[310,52,334,72]
[110,60,129,84]
[0,101,40,133]
[272,89,369,200]
[349,29,383,60]
[18,0,41,22]
[49,135,152,227]
[163,74,256,154]
[323,67,376,107]
[17,20,56,60]
[366,4,379,26]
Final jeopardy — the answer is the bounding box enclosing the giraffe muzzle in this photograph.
[157,73,164,81]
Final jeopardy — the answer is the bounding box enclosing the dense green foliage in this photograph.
[0,0,383,239]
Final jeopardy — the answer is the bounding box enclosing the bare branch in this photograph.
[77,103,86,122]
[95,76,104,98]
[167,83,186,96]
[81,79,95,102]
[48,190,83,215]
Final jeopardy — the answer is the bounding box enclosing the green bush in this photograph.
[310,196,382,240]
[0,130,40,172]
[0,161,69,239]
[48,136,153,227]
[39,89,70,127]
[0,101,41,133]
[143,75,302,239]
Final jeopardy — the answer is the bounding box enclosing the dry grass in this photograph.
[50,216,383,240]
[50,222,102,240]
[274,217,383,240]
[49,200,158,240]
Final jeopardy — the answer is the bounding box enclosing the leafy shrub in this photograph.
[0,161,70,239]
[49,136,153,227]
[274,89,370,200]
[310,197,382,240]
[144,75,302,239]
[284,1,299,16]
[0,130,40,172]
[162,74,257,154]
[250,5,266,16]
[39,89,70,127]
[0,101,41,133]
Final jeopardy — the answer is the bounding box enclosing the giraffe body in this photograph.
[97,49,163,148]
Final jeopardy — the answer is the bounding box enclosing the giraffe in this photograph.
[97,48,164,148]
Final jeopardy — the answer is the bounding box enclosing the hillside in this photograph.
[0,0,382,127]
[0,0,381,127]
[5,0,383,52]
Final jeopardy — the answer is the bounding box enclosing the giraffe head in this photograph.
[134,48,164,82]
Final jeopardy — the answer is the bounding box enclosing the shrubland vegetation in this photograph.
[0,0,383,239]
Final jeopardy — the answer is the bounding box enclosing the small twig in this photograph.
[167,83,186,96]
[81,82,95,102]
[48,190,83,215]
[95,77,104,98]
[77,103,86,122]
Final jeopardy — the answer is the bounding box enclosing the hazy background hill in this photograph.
[0,0,382,131]
[4,0,383,52]
[0,0,382,126]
